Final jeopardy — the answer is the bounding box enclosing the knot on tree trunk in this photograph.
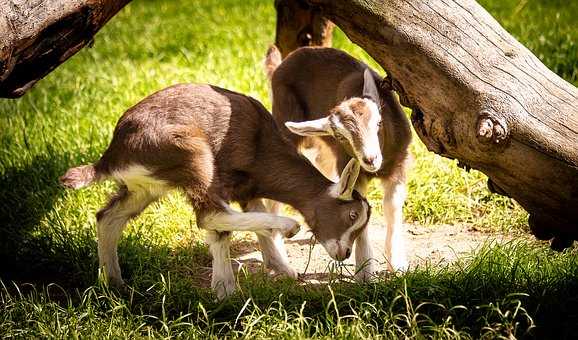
[476,110,510,147]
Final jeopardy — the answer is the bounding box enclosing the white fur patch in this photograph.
[360,99,383,172]
[205,230,236,300]
[382,179,408,271]
[201,209,298,234]
[332,99,383,172]
[112,165,169,196]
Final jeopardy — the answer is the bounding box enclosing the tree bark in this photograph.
[0,0,131,98]
[307,0,578,247]
[274,0,334,58]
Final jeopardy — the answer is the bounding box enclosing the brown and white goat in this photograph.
[266,46,412,279]
[60,84,370,300]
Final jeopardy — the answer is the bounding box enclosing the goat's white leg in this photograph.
[352,174,378,281]
[96,186,158,287]
[354,226,378,281]
[201,208,302,299]
[201,209,300,237]
[382,178,408,272]
[205,230,235,300]
[244,199,297,279]
[257,231,296,279]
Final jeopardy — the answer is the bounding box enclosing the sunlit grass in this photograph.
[0,0,576,338]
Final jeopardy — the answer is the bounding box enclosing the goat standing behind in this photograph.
[266,46,412,280]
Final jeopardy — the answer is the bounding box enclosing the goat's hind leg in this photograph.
[204,229,235,300]
[96,185,159,287]
[242,199,297,279]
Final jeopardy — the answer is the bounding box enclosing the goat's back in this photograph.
[95,84,271,178]
[272,47,377,114]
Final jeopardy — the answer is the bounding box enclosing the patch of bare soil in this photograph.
[229,219,513,283]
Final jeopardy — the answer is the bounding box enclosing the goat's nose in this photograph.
[335,246,352,261]
[362,155,376,166]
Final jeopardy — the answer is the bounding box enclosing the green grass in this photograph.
[2,241,578,338]
[1,0,577,338]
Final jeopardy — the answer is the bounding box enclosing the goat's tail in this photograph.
[264,44,282,81]
[60,164,103,189]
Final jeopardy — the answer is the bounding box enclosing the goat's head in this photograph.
[285,69,383,172]
[307,159,371,261]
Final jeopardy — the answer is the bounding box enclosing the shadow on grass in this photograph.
[0,153,265,290]
[0,154,73,285]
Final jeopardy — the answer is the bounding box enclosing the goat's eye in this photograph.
[349,210,358,221]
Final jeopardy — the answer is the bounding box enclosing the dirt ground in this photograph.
[223,218,514,283]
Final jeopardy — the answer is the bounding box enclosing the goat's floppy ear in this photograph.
[285,118,332,136]
[336,158,361,201]
[362,68,380,105]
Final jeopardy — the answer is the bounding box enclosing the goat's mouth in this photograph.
[320,240,353,262]
[360,155,382,172]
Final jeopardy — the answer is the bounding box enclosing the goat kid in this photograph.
[60,84,371,300]
[266,46,412,279]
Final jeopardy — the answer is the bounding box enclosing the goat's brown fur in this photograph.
[267,46,413,272]
[61,84,371,296]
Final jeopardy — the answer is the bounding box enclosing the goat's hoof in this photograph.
[212,279,236,301]
[282,220,301,238]
[390,259,409,273]
[355,263,378,283]
[282,267,299,280]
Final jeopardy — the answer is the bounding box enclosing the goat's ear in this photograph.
[336,158,361,201]
[362,68,380,105]
[285,118,332,136]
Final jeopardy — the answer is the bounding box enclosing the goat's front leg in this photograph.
[382,178,408,272]
[202,209,300,237]
[354,226,378,282]
[351,174,378,281]
[243,199,297,279]
[200,209,300,299]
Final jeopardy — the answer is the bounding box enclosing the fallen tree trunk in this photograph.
[301,0,578,248]
[274,0,334,58]
[0,0,131,98]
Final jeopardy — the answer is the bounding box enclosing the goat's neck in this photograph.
[380,91,412,157]
[252,125,332,221]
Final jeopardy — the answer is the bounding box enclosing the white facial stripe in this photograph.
[319,199,370,260]
[333,99,383,171]
[340,199,370,244]
[360,99,383,170]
